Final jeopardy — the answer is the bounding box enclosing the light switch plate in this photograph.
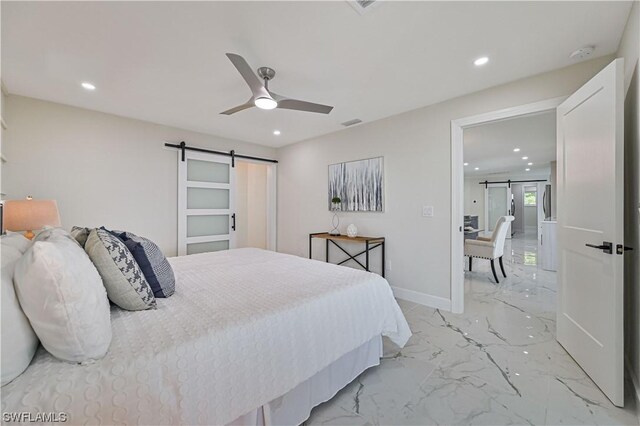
[422,206,434,217]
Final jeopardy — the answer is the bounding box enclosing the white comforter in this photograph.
[1,248,411,425]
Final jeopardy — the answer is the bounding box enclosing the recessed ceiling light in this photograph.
[464,162,469,166]
[474,56,489,66]
[522,156,528,160]
[527,162,533,166]
[513,148,520,152]
[525,168,531,171]
[81,82,96,91]
[474,167,480,171]
[273,130,281,135]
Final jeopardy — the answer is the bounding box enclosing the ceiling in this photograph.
[1,1,632,148]
[463,111,556,179]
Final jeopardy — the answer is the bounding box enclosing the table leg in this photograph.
[382,241,385,278]
[365,241,369,271]
[326,239,329,263]
[309,234,312,259]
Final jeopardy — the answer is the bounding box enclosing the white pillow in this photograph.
[1,232,32,252]
[1,234,38,386]
[14,230,112,363]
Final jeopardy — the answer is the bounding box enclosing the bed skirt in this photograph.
[228,336,383,426]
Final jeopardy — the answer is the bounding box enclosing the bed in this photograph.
[1,248,411,425]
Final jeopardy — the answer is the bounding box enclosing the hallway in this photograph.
[306,234,638,425]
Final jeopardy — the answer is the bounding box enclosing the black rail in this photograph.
[478,179,547,188]
[165,141,278,165]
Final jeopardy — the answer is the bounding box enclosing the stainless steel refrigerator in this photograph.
[542,184,552,220]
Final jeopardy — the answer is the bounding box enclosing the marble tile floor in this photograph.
[305,234,639,426]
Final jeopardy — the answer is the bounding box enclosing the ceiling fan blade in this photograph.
[275,96,334,114]
[225,53,266,97]
[220,101,255,115]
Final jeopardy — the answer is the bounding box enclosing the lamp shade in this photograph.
[3,199,61,232]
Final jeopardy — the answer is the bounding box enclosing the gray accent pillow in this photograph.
[70,226,91,248]
[85,228,156,311]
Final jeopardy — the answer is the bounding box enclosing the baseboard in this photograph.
[626,360,640,422]
[391,286,451,311]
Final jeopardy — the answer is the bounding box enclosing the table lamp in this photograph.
[3,198,61,240]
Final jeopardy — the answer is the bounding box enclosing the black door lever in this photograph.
[585,241,613,254]
[616,244,633,255]
[231,213,236,231]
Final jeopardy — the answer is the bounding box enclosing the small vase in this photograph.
[329,211,340,235]
[347,224,358,238]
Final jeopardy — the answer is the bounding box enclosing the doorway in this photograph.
[235,161,270,249]
[451,97,564,313]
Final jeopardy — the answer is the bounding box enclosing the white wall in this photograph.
[235,161,268,249]
[618,0,640,409]
[1,95,276,256]
[277,55,614,305]
[619,2,640,95]
[0,85,6,195]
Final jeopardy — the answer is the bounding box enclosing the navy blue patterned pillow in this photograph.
[111,231,175,298]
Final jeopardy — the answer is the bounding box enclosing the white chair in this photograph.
[464,215,514,283]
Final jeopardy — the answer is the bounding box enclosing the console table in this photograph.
[309,232,386,277]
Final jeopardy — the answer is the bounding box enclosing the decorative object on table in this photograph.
[3,197,61,240]
[329,197,341,235]
[329,156,383,212]
[347,224,358,238]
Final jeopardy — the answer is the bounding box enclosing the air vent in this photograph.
[347,0,380,15]
[341,119,363,127]
[569,46,595,60]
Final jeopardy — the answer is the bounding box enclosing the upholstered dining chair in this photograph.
[464,215,515,283]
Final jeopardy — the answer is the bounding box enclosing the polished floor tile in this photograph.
[306,234,639,425]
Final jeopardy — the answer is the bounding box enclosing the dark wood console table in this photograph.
[309,232,386,277]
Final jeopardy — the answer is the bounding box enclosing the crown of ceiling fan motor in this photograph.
[257,67,276,81]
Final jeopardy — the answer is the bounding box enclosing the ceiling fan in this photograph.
[221,53,334,115]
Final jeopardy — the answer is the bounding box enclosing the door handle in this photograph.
[585,241,613,254]
[231,213,236,231]
[616,244,633,255]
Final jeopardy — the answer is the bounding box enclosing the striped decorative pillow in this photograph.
[112,231,175,298]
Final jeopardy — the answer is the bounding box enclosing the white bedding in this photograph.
[1,248,411,425]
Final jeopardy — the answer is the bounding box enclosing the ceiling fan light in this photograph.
[255,97,278,110]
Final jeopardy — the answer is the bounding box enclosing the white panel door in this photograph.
[556,58,624,406]
[178,151,236,256]
[485,183,512,238]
